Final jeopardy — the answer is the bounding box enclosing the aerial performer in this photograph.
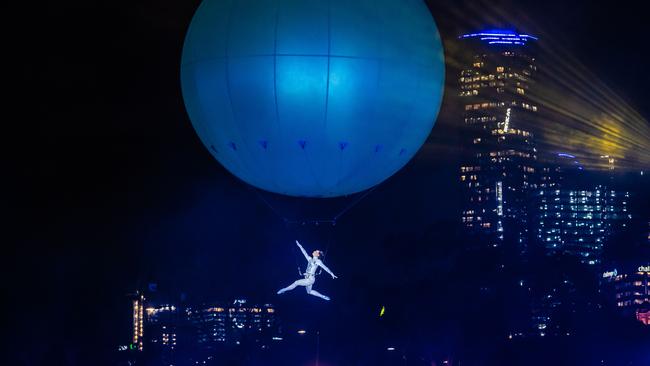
[277,241,337,301]
[181,0,444,298]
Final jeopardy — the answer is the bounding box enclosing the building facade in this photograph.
[185,299,277,351]
[458,30,540,255]
[124,295,280,366]
[533,187,630,265]
[601,264,650,325]
[132,293,145,351]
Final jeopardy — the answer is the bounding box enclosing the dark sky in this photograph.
[7,0,650,364]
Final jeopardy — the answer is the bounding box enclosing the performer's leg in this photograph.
[306,284,330,301]
[277,278,310,295]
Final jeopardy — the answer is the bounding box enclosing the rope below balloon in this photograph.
[247,184,378,226]
[247,184,377,274]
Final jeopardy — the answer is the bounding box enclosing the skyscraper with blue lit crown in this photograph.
[458,29,540,255]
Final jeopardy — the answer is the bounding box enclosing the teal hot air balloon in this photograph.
[181,0,444,198]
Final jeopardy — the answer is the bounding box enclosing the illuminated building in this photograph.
[601,264,650,324]
[613,265,650,309]
[132,293,144,351]
[143,303,183,366]
[458,29,539,254]
[188,304,227,346]
[128,296,280,365]
[458,28,543,341]
[534,187,630,265]
[186,299,278,351]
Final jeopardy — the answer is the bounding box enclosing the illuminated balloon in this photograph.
[181,0,444,197]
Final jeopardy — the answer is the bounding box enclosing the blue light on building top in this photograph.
[460,29,538,45]
[557,153,576,159]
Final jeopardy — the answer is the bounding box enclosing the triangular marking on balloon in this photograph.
[259,140,268,150]
[399,148,406,156]
[210,145,218,153]
[339,141,349,151]
[228,142,237,151]
[374,144,383,153]
[298,140,307,150]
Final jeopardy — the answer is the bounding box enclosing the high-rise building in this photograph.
[458,30,539,254]
[533,187,630,265]
[457,29,551,342]
[132,292,145,351]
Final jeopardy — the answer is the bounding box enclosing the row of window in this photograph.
[460,166,481,172]
[492,128,532,137]
[465,116,498,124]
[465,102,538,111]
[618,299,650,307]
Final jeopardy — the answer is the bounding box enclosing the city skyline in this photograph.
[7,0,650,365]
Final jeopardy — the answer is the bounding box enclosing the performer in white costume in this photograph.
[277,241,338,301]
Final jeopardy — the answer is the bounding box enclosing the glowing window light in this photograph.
[502,108,511,132]
[496,181,504,216]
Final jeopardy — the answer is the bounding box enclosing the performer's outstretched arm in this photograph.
[317,260,337,279]
[295,240,310,261]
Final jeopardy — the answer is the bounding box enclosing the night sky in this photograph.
[7,0,650,365]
